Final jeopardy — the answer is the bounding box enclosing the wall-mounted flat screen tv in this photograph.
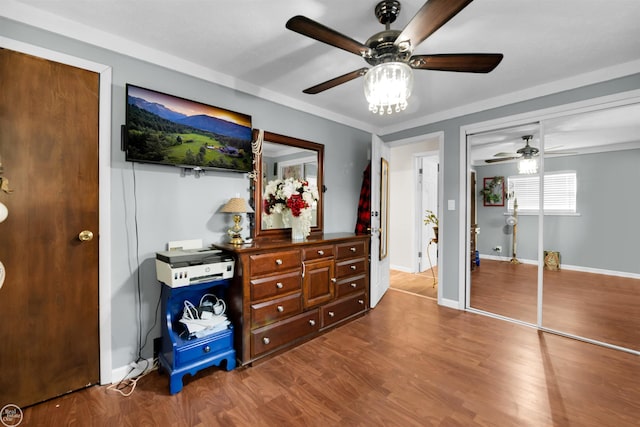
[125,84,253,173]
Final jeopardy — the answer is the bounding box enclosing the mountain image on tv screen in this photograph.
[125,84,253,172]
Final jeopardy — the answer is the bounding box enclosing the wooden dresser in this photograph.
[214,233,369,365]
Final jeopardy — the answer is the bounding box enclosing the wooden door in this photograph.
[0,48,100,408]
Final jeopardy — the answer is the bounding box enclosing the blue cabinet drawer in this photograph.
[175,326,233,366]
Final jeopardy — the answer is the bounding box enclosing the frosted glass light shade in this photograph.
[364,62,413,115]
[518,157,538,174]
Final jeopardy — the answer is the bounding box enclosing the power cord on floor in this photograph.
[106,358,159,397]
[427,239,438,288]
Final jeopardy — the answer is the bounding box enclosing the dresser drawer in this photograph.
[321,292,367,328]
[251,292,302,328]
[251,270,301,301]
[251,309,320,358]
[175,326,233,366]
[250,250,301,276]
[335,258,367,279]
[336,241,366,260]
[303,245,334,261]
[336,274,367,297]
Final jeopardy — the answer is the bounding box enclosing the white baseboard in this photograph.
[439,298,460,310]
[479,254,640,279]
[390,264,413,273]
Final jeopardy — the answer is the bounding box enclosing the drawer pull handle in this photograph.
[350,247,356,252]
[328,311,335,317]
[350,265,357,270]
[263,337,270,345]
[351,283,357,288]
[203,345,211,353]
[358,299,364,305]
[331,278,337,283]
[277,305,284,312]
[276,282,283,289]
[309,320,316,326]
[318,250,324,255]
[275,259,283,265]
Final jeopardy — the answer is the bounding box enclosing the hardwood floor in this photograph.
[22,290,640,426]
[390,268,438,299]
[470,259,640,351]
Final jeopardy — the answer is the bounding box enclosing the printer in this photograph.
[156,248,234,288]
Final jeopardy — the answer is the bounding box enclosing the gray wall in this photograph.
[1,18,371,370]
[476,148,640,273]
[382,73,640,302]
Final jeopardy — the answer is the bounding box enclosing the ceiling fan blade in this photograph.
[409,53,503,73]
[493,152,518,157]
[485,156,520,164]
[395,0,474,50]
[286,16,372,57]
[302,68,369,94]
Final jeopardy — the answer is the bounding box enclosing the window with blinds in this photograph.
[507,171,577,213]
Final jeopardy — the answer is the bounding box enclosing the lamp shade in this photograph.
[221,197,254,213]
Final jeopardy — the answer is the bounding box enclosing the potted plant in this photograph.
[424,209,439,242]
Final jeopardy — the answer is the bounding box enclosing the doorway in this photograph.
[388,134,442,300]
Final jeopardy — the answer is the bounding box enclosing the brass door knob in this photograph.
[78,230,94,242]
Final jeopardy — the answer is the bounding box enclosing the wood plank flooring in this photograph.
[470,259,640,351]
[390,268,438,299]
[21,289,640,426]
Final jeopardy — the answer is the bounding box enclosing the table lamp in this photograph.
[220,197,254,245]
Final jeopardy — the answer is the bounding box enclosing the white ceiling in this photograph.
[3,0,640,136]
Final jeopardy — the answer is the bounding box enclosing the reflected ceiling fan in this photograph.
[485,135,577,164]
[285,0,503,113]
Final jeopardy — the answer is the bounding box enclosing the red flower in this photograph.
[286,194,308,217]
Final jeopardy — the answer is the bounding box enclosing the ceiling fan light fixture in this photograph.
[518,156,538,174]
[364,62,413,115]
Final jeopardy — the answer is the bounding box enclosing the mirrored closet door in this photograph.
[467,102,640,353]
[541,104,640,352]
[467,124,541,324]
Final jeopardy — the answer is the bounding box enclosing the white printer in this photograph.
[156,248,234,288]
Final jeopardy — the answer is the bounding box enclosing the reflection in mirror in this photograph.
[253,131,324,241]
[468,102,640,354]
[468,124,540,324]
[541,103,640,352]
[261,141,319,229]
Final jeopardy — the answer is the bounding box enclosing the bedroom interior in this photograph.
[1,0,639,424]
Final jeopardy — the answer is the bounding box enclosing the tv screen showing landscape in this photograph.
[125,84,253,172]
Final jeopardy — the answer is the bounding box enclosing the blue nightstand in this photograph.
[158,279,236,394]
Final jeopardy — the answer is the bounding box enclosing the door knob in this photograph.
[78,230,94,242]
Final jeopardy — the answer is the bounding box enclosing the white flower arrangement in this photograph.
[263,177,319,239]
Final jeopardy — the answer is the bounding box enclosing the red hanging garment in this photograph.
[355,162,371,235]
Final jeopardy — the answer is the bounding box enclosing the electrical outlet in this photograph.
[153,337,162,359]
[493,246,502,253]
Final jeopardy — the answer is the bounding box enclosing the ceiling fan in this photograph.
[285,0,503,101]
[484,135,576,164]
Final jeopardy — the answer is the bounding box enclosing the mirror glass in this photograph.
[468,124,540,324]
[541,104,640,352]
[467,102,640,353]
[253,131,324,241]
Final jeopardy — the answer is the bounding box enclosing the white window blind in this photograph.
[507,172,576,213]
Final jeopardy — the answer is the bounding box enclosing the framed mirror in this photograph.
[252,130,324,241]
